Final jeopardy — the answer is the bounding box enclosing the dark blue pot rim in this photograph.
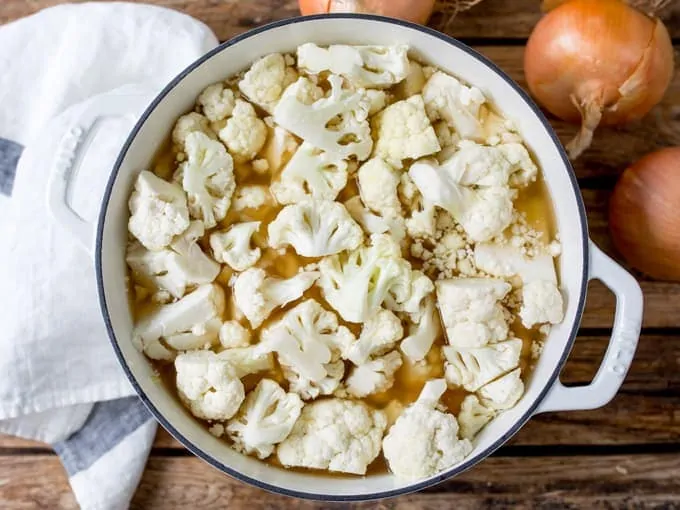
[96,13,589,502]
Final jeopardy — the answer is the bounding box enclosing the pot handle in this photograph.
[535,241,643,414]
[47,91,152,254]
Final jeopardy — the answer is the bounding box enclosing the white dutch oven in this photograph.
[49,14,644,501]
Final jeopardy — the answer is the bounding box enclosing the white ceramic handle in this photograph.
[47,93,151,253]
[535,241,643,414]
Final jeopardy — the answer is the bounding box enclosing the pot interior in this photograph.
[98,15,588,499]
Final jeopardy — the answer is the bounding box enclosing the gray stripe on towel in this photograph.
[0,137,22,196]
[54,397,152,476]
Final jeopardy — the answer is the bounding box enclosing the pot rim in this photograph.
[95,13,589,501]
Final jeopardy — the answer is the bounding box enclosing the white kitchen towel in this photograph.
[0,3,219,509]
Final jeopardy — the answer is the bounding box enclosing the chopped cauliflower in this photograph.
[176,131,235,229]
[372,95,440,168]
[218,320,251,349]
[262,124,299,173]
[238,53,298,113]
[277,398,387,475]
[268,200,363,257]
[478,368,524,410]
[270,142,349,204]
[273,75,373,160]
[344,196,406,243]
[357,158,402,218]
[226,379,303,459]
[172,112,215,148]
[198,82,235,122]
[396,60,426,98]
[520,280,564,328]
[128,170,190,251]
[383,379,473,479]
[400,296,441,363]
[443,338,522,392]
[422,71,486,141]
[297,43,409,88]
[347,308,404,365]
[232,185,271,211]
[132,284,225,360]
[284,360,345,401]
[435,278,511,348]
[384,269,435,315]
[474,243,558,284]
[209,221,261,271]
[457,394,496,440]
[219,99,267,163]
[346,350,403,398]
[175,350,244,421]
[217,346,274,378]
[233,268,319,329]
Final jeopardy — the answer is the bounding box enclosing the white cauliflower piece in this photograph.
[273,75,373,160]
[128,170,190,251]
[172,112,215,148]
[127,220,220,298]
[396,60,426,98]
[226,379,303,459]
[297,43,409,88]
[344,196,406,243]
[218,99,267,163]
[346,351,403,398]
[238,53,297,113]
[357,158,402,218]
[478,368,524,410]
[400,296,441,363]
[132,284,225,360]
[346,308,403,365]
[232,185,272,211]
[474,243,558,284]
[209,221,261,271]
[383,379,473,480]
[270,142,349,204]
[372,95,440,168]
[177,131,235,229]
[262,125,299,174]
[399,173,437,239]
[422,71,486,141]
[198,82,236,122]
[233,268,319,328]
[409,158,514,242]
[175,350,244,421]
[436,278,511,348]
[258,299,354,399]
[365,89,387,116]
[268,200,363,258]
[443,338,522,392]
[457,394,496,440]
[218,320,251,349]
[277,398,387,475]
[384,269,435,315]
[217,347,274,378]
[520,280,564,328]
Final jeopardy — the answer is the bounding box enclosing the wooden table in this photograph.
[2,1,680,508]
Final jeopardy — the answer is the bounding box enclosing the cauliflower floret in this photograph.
[175,350,244,421]
[365,89,388,116]
[128,170,190,251]
[233,268,319,329]
[478,368,524,410]
[346,351,403,398]
[262,125,299,174]
[398,172,437,239]
[127,220,220,298]
[372,95,440,168]
[218,320,251,349]
[198,82,236,122]
[346,308,403,365]
[443,338,522,392]
[357,158,402,218]
[209,221,261,271]
[176,131,235,229]
[273,75,373,160]
[270,142,349,204]
[409,158,514,242]
[422,71,486,141]
[226,379,303,459]
[383,379,473,480]
[258,299,355,399]
[268,200,363,257]
[436,278,511,348]
[396,60,426,98]
[384,269,435,315]
[520,280,564,328]
[297,43,409,88]
[400,296,441,363]
[457,394,496,440]
[277,398,387,475]
[232,185,272,211]
[238,53,298,114]
[218,99,267,163]
[344,196,406,243]
[132,284,225,360]
[172,112,215,148]
[474,243,558,284]
[217,347,274,378]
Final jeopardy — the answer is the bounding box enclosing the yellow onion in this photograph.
[524,0,674,159]
[609,147,680,281]
[298,0,437,25]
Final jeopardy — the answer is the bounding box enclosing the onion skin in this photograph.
[609,147,680,281]
[298,0,436,24]
[524,0,674,158]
